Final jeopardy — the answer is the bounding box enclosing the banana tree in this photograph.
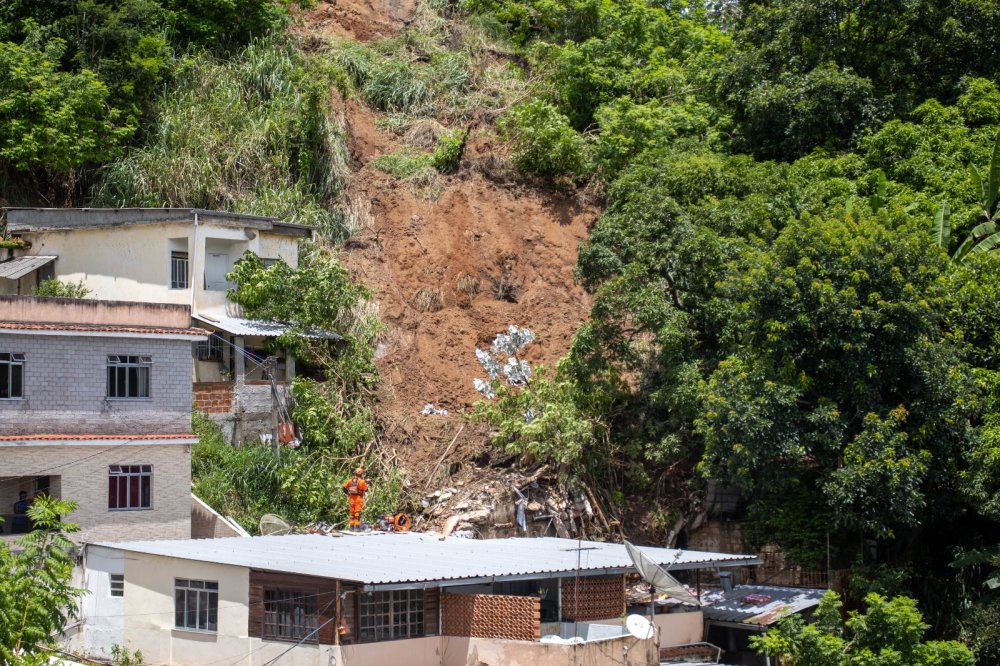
[950,131,1000,263]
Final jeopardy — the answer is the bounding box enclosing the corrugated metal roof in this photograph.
[0,255,56,280]
[193,314,342,340]
[97,533,760,589]
[702,584,826,626]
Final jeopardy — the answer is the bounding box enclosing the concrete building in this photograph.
[0,296,207,544]
[80,533,761,666]
[1,208,320,441]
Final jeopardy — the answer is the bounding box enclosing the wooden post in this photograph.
[335,580,342,646]
[266,356,279,457]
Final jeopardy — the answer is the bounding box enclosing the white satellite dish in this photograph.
[259,513,292,536]
[625,540,703,606]
[625,614,654,640]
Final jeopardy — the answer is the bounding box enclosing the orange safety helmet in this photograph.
[354,467,366,477]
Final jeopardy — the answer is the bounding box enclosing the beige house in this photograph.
[2,208,320,441]
[80,533,761,665]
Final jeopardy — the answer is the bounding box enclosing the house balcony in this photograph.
[0,475,60,540]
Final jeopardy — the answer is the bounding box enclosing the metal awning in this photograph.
[193,313,342,340]
[0,255,56,280]
[702,584,826,627]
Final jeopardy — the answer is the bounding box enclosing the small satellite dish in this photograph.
[259,513,292,536]
[625,614,654,640]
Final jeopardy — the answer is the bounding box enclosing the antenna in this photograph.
[625,541,703,606]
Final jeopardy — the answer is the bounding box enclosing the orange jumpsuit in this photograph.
[343,476,369,529]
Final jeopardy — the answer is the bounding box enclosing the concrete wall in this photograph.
[0,333,194,435]
[0,443,191,543]
[0,297,191,328]
[653,611,704,647]
[191,495,247,539]
[74,545,125,660]
[440,635,658,666]
[16,222,301,310]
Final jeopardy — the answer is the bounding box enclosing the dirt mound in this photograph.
[293,0,418,42]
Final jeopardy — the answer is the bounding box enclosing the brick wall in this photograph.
[441,593,541,641]
[561,575,626,622]
[0,333,195,435]
[0,443,191,543]
[193,382,234,414]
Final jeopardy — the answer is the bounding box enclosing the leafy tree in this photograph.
[0,33,129,178]
[498,100,592,182]
[753,591,975,666]
[0,496,83,665]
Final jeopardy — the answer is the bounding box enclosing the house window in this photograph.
[359,590,424,643]
[175,579,218,632]
[196,333,224,362]
[107,355,151,399]
[110,574,124,597]
[263,590,318,643]
[108,465,152,510]
[170,251,189,289]
[0,353,24,399]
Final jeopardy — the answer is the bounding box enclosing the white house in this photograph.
[2,208,321,440]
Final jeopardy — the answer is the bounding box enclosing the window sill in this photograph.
[262,636,320,645]
[172,627,218,637]
[108,507,154,512]
[105,397,153,401]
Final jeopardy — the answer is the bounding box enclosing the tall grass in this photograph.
[93,41,351,240]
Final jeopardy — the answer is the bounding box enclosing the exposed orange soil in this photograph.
[338,98,596,477]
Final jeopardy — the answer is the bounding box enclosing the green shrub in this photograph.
[33,279,91,299]
[431,128,468,173]
[372,150,435,177]
[498,100,592,182]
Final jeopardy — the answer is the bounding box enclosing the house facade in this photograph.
[0,296,207,544]
[81,533,761,666]
[2,208,318,441]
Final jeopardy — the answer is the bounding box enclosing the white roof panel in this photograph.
[96,533,760,589]
[0,255,57,280]
[193,314,342,340]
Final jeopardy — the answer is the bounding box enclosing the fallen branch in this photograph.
[424,424,465,489]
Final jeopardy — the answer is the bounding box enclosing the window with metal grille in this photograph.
[107,355,151,399]
[196,333,224,362]
[175,579,218,632]
[170,251,189,289]
[110,574,124,597]
[108,465,152,510]
[263,590,319,642]
[0,352,24,399]
[358,590,424,643]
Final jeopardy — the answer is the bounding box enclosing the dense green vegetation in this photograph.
[456,0,1000,649]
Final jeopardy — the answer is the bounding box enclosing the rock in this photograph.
[439,492,454,503]
[527,501,543,512]
[455,501,470,510]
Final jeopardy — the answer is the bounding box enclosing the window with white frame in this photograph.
[110,574,124,597]
[108,465,152,510]
[263,589,319,642]
[106,355,151,399]
[358,590,424,643]
[175,579,218,632]
[0,353,24,399]
[170,251,189,289]
[196,333,224,362]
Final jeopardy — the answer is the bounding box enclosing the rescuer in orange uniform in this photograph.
[342,467,369,530]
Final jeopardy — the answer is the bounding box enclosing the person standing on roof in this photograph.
[342,467,369,531]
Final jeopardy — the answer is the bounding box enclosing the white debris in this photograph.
[422,403,449,416]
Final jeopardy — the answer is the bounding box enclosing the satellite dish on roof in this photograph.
[625,540,703,607]
[625,614,654,640]
[259,514,292,536]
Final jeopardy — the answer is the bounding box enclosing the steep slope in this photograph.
[295,4,597,484]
